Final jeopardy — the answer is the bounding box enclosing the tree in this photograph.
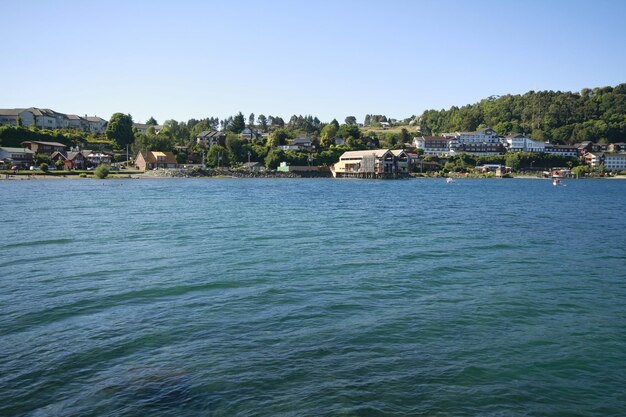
[206,145,231,167]
[229,112,246,134]
[337,124,361,139]
[267,128,291,147]
[146,117,158,126]
[17,116,23,127]
[225,132,245,163]
[258,114,268,132]
[106,113,134,148]
[345,116,357,125]
[264,148,284,170]
[94,164,110,179]
[320,123,338,148]
[248,113,255,128]
[505,153,521,171]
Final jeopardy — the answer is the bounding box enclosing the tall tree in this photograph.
[229,112,246,134]
[248,113,255,128]
[106,113,134,148]
[146,116,158,126]
[345,116,357,125]
[258,114,268,132]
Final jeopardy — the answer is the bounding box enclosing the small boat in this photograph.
[446,177,455,184]
[553,178,561,186]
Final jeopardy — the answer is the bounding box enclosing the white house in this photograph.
[412,136,451,156]
[0,107,107,133]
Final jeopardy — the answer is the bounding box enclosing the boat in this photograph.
[446,177,455,184]
[553,178,561,186]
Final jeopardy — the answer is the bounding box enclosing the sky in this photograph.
[2,0,625,124]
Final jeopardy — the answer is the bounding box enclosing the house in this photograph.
[332,149,407,178]
[135,151,178,170]
[279,137,315,152]
[242,162,265,171]
[240,127,261,141]
[196,131,225,147]
[607,143,626,153]
[134,123,163,135]
[503,134,545,153]
[20,140,67,155]
[0,147,34,168]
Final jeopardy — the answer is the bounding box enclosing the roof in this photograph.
[141,151,178,164]
[85,116,105,122]
[291,137,313,145]
[196,130,224,138]
[66,114,83,120]
[0,146,34,154]
[0,109,25,116]
[339,149,392,159]
[418,136,450,141]
[21,140,67,147]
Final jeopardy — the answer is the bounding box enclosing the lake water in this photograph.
[1,178,625,416]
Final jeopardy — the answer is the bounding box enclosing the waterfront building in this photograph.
[412,136,451,156]
[503,134,545,153]
[585,152,626,171]
[544,145,579,158]
[447,128,504,156]
[20,140,67,155]
[134,151,178,170]
[332,149,407,178]
[0,147,34,168]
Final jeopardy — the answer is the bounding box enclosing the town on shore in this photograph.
[1,85,625,179]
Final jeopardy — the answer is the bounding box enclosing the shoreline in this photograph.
[3,172,626,181]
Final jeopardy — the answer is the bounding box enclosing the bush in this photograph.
[94,164,110,179]
[79,173,87,178]
[39,163,49,172]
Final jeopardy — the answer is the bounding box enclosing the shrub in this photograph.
[94,164,110,179]
[79,173,87,178]
[39,163,49,172]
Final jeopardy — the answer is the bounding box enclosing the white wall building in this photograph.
[503,134,546,153]
[586,152,626,171]
[0,108,107,133]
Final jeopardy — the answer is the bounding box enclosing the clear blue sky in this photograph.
[2,0,625,124]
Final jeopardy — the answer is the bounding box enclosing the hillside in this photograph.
[417,84,626,144]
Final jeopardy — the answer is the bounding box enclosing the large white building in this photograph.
[0,108,107,133]
[503,134,545,153]
[585,152,626,171]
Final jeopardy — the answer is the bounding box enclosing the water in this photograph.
[1,178,625,416]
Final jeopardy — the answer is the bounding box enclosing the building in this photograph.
[0,107,107,133]
[240,127,261,141]
[20,141,67,155]
[135,151,178,170]
[503,134,546,153]
[279,137,315,152]
[133,123,163,134]
[196,131,226,148]
[0,147,34,168]
[585,152,626,171]
[447,128,504,155]
[331,149,407,178]
[544,145,579,158]
[412,136,451,156]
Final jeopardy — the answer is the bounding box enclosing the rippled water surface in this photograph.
[1,178,625,416]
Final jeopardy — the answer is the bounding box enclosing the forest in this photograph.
[416,84,626,144]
